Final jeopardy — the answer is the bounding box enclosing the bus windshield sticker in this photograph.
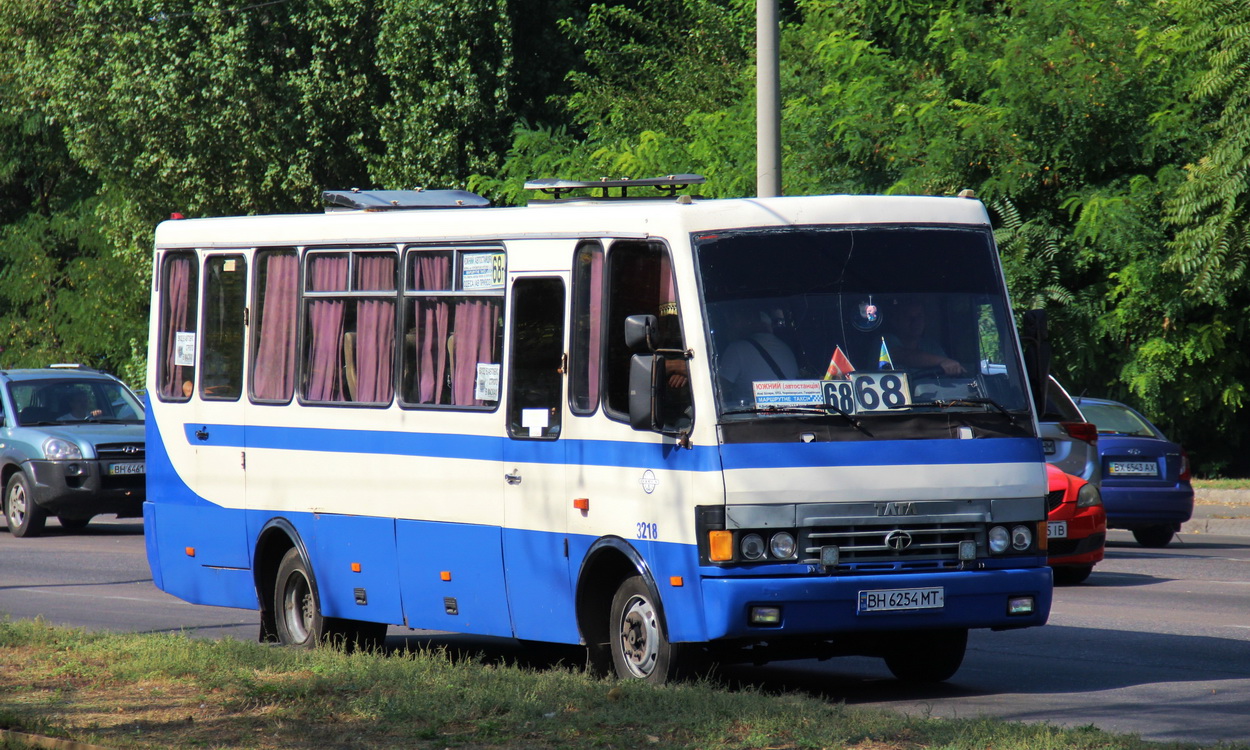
[752,380,823,407]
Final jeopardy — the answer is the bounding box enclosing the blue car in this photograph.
[1074,397,1193,547]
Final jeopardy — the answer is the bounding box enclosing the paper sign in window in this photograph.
[174,332,196,367]
[475,363,500,401]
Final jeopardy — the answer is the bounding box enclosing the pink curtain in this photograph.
[355,255,396,402]
[160,255,193,399]
[252,252,298,400]
[451,298,500,405]
[412,254,452,403]
[305,255,349,401]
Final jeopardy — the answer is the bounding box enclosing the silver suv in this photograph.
[1039,376,1100,486]
[0,366,145,537]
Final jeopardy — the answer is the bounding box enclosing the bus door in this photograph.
[151,250,252,584]
[502,273,579,642]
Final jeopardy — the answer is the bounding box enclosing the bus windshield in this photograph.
[694,225,1029,421]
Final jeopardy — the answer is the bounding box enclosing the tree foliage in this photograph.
[3,0,1250,471]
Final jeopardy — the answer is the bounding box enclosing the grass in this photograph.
[0,619,1239,750]
[1192,478,1250,490]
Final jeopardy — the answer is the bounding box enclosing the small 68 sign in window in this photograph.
[822,372,911,414]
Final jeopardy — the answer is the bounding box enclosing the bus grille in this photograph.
[800,521,979,565]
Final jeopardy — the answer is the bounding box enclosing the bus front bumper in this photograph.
[699,567,1052,641]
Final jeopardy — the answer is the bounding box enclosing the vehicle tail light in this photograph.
[1179,448,1191,482]
[1061,421,1098,445]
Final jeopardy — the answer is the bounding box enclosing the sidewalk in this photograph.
[1181,489,1250,537]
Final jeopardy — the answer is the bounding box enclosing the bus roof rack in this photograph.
[322,189,490,212]
[524,174,705,200]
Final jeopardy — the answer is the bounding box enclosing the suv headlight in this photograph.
[43,437,83,460]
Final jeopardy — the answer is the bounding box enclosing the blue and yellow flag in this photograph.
[878,338,894,370]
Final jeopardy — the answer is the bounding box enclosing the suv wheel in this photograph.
[5,473,47,538]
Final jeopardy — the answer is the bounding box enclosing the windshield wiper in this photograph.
[722,404,866,432]
[894,397,1018,426]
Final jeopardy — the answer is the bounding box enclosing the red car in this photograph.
[1046,463,1106,585]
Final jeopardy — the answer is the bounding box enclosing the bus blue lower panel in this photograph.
[501,527,578,643]
[699,567,1052,641]
[396,519,512,636]
[145,501,257,610]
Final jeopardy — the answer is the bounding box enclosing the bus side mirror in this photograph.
[1021,309,1050,414]
[628,353,660,431]
[624,314,657,353]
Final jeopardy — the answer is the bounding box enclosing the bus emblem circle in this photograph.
[884,530,913,551]
[640,470,658,494]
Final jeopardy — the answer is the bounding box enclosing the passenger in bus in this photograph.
[718,306,798,404]
[884,299,965,375]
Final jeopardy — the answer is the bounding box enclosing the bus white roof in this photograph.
[153,194,992,249]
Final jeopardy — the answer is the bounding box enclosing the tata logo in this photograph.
[884,530,913,551]
[876,502,916,517]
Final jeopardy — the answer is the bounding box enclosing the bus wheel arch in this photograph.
[575,538,677,682]
[253,519,306,644]
[252,518,386,652]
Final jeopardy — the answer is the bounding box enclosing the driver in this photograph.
[59,391,103,421]
[885,300,965,375]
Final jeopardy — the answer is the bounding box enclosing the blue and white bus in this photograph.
[145,177,1052,683]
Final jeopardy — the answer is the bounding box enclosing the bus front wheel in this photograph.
[609,575,678,684]
[273,548,385,651]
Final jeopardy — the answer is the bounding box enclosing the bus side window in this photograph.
[570,241,603,414]
[604,240,690,424]
[200,255,247,400]
[251,249,299,403]
[301,250,397,404]
[401,248,504,409]
[157,251,199,402]
[508,277,565,439]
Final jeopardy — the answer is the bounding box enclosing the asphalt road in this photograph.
[2,518,1248,746]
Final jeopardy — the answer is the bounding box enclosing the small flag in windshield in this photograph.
[878,338,894,370]
[823,346,855,380]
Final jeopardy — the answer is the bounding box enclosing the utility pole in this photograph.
[756,0,781,197]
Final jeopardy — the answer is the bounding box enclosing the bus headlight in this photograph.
[988,525,1009,554]
[741,533,765,560]
[1011,525,1033,551]
[769,532,796,560]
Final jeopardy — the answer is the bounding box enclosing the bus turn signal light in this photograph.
[709,530,733,562]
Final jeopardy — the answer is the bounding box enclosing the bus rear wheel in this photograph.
[609,575,678,684]
[882,628,967,683]
[273,548,385,652]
